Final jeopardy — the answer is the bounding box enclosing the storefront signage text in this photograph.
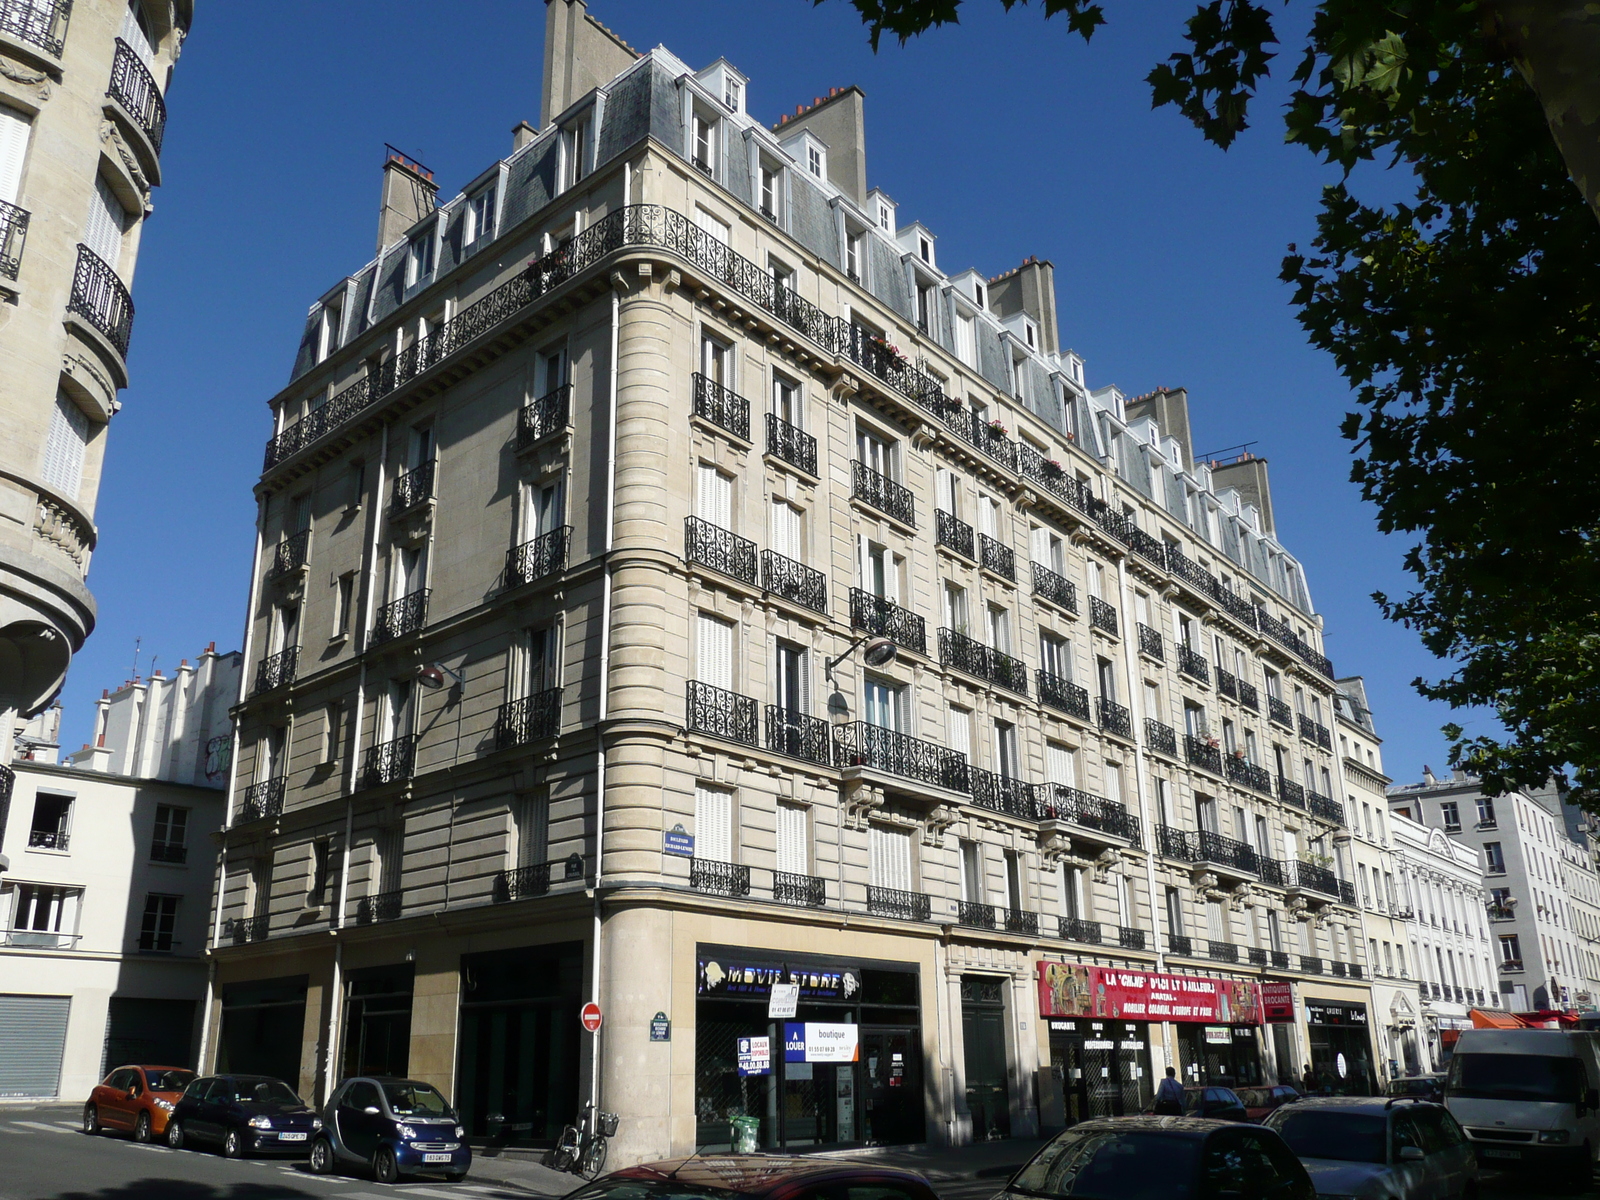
[1306,1001,1369,1027]
[737,1036,771,1076]
[768,983,800,1019]
[1037,962,1262,1025]
[1261,982,1295,1024]
[699,958,861,1002]
[1204,1026,1231,1044]
[784,1021,860,1063]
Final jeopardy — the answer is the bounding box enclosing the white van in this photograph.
[1445,1028,1600,1185]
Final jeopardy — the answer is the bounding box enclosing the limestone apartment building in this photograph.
[0,0,191,768]
[208,0,1378,1158]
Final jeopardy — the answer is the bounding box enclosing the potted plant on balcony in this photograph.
[986,418,1009,439]
[1043,458,1064,478]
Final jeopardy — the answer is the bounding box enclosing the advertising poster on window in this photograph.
[1038,962,1262,1024]
[784,1022,860,1063]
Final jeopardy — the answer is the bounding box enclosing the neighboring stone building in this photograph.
[0,1,194,752]
[205,0,1379,1156]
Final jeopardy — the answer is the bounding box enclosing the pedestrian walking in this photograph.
[1301,1064,1317,1094]
[1153,1066,1185,1115]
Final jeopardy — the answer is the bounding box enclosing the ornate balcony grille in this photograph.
[1338,880,1358,905]
[935,509,974,558]
[267,530,311,580]
[1006,908,1039,935]
[765,706,831,766]
[1208,941,1240,963]
[239,779,284,823]
[1237,680,1260,711]
[493,862,552,902]
[1165,545,1219,598]
[1198,830,1259,874]
[1114,926,1144,950]
[0,198,28,281]
[1331,960,1348,978]
[1088,595,1118,636]
[1031,562,1078,613]
[773,870,826,907]
[1038,671,1090,720]
[1144,718,1177,757]
[1,0,69,57]
[1184,734,1222,775]
[990,649,1028,696]
[371,588,430,644]
[1216,667,1238,700]
[1060,917,1103,944]
[1268,696,1294,728]
[833,721,968,792]
[1270,950,1291,969]
[253,646,298,696]
[494,689,562,749]
[1177,645,1211,685]
[691,372,751,440]
[508,526,571,586]
[1314,720,1333,751]
[685,681,759,747]
[1247,947,1269,966]
[1285,860,1338,898]
[685,517,757,585]
[1308,792,1346,825]
[1300,956,1325,975]
[979,533,1014,580]
[1258,857,1287,886]
[1137,624,1164,661]
[391,459,435,513]
[518,384,570,446]
[850,588,925,654]
[867,885,931,921]
[1126,527,1166,568]
[1225,756,1274,796]
[762,550,826,613]
[1097,696,1131,739]
[356,891,402,925]
[1044,784,1141,845]
[1277,775,1306,809]
[1257,607,1336,678]
[1168,933,1194,956]
[958,900,996,929]
[68,244,134,357]
[971,768,1039,819]
[691,858,752,897]
[764,412,817,475]
[108,38,166,152]
[1157,825,1197,862]
[851,460,915,526]
[1214,587,1258,628]
[361,735,417,788]
[1298,713,1318,744]
[225,916,269,945]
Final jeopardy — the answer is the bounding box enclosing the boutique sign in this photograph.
[784,1022,860,1063]
[1038,961,1262,1025]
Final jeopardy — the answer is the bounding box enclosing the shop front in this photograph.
[1305,999,1377,1094]
[342,963,413,1079]
[217,976,307,1087]
[1176,1022,1265,1087]
[695,946,924,1150]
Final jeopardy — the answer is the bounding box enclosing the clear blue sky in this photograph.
[64,0,1484,786]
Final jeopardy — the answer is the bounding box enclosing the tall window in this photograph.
[0,102,31,206]
[138,894,179,953]
[405,227,435,287]
[466,184,497,246]
[700,331,730,386]
[150,805,187,862]
[692,112,716,173]
[947,705,973,759]
[696,612,734,692]
[856,427,895,479]
[772,374,801,427]
[759,164,779,219]
[776,804,807,876]
[1484,842,1505,873]
[334,573,356,639]
[85,174,128,269]
[774,640,808,714]
[323,701,343,763]
[521,625,559,695]
[27,792,71,850]
[1165,887,1185,937]
[1006,850,1024,913]
[994,720,1019,779]
[40,391,89,499]
[770,499,803,562]
[694,785,733,863]
[10,884,80,946]
[869,825,913,893]
[382,678,414,743]
[1039,632,1070,679]
[864,676,904,731]
[845,231,863,281]
[697,464,732,530]
[959,840,982,903]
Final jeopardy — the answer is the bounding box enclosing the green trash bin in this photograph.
[729,1114,760,1153]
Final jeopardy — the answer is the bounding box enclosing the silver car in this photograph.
[1264,1097,1479,1200]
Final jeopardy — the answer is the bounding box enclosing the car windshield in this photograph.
[145,1070,194,1092]
[1270,1111,1387,1164]
[564,1180,742,1200]
[241,1080,302,1107]
[1012,1129,1198,1200]
[1449,1054,1585,1103]
[383,1082,452,1117]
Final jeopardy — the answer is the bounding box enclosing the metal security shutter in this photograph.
[0,103,29,205]
[696,613,733,691]
[40,391,88,499]
[0,995,71,1098]
[868,826,912,892]
[84,174,127,270]
[694,785,732,863]
[775,804,807,875]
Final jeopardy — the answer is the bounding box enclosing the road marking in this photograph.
[14,1121,73,1134]
[52,1121,77,1128]
[396,1189,470,1199]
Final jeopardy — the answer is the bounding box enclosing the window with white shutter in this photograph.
[698,465,732,529]
[869,825,912,892]
[84,175,127,271]
[1045,742,1077,788]
[695,785,733,863]
[120,1,157,70]
[936,468,958,516]
[770,499,802,560]
[0,103,30,206]
[696,612,734,691]
[40,391,89,499]
[776,803,807,875]
[947,705,971,759]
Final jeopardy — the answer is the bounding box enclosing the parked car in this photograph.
[1237,1086,1303,1123]
[1264,1096,1478,1200]
[994,1115,1314,1200]
[1387,1076,1444,1104]
[309,1076,471,1184]
[565,1156,940,1200]
[83,1065,195,1142]
[1184,1085,1251,1122]
[166,1074,322,1157]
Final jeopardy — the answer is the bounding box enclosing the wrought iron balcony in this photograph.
[1308,791,1346,825]
[108,38,166,152]
[1338,879,1357,905]
[1294,956,1323,975]
[852,460,915,526]
[958,900,997,929]
[1208,940,1240,963]
[1125,526,1166,568]
[1060,917,1103,944]
[990,648,1028,696]
[370,588,430,644]
[935,509,974,558]
[685,516,757,585]
[764,411,817,475]
[1488,903,1516,921]
[691,857,752,897]
[1238,680,1260,711]
[356,891,402,925]
[833,721,968,792]
[1006,908,1039,935]
[1215,586,1258,628]
[1284,859,1338,898]
[1258,857,1287,887]
[508,526,571,586]
[1088,595,1118,636]
[0,198,28,281]
[518,383,570,446]
[867,885,931,921]
[28,828,68,850]
[0,0,68,57]
[1277,776,1306,809]
[774,870,826,907]
[692,372,750,440]
[766,706,831,766]
[1042,784,1141,845]
[850,588,925,654]
[239,779,284,823]
[1257,607,1336,678]
[1144,718,1177,757]
[68,244,134,358]
[686,681,759,747]
[1216,667,1238,701]
[253,646,298,696]
[939,627,989,680]
[1168,933,1195,956]
[1247,946,1269,966]
[1198,830,1259,874]
[1185,734,1223,774]
[761,549,826,612]
[493,861,552,902]
[1138,624,1164,661]
[224,916,269,945]
[1331,960,1348,978]
[1225,755,1274,796]
[1177,645,1210,685]
[1031,562,1078,613]
[361,734,417,788]
[979,533,1014,580]
[1268,695,1294,728]
[1038,671,1090,720]
[1119,926,1146,950]
[1270,950,1291,969]
[1166,544,1219,597]
[267,530,311,580]
[494,688,562,749]
[1157,825,1198,862]
[1097,696,1131,739]
[392,459,435,512]
[1298,713,1321,744]
[971,768,1039,819]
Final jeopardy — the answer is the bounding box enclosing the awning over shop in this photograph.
[1470,1009,1527,1029]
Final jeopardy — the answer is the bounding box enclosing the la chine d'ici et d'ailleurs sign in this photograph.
[1038,962,1263,1024]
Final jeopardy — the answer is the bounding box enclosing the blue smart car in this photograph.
[309,1076,470,1183]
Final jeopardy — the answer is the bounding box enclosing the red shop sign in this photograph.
[1261,982,1296,1024]
[1038,962,1262,1025]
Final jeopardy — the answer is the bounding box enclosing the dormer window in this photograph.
[564,117,591,188]
[1025,321,1036,349]
[317,299,343,362]
[759,161,781,222]
[807,146,822,178]
[918,236,932,264]
[724,80,741,111]
[693,112,717,175]
[405,227,435,288]
[879,203,891,229]
[465,184,497,247]
[973,281,986,310]
[845,231,864,283]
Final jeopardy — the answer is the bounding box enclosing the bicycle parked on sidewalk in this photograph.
[547,1103,618,1178]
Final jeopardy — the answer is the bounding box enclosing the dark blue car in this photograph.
[166,1075,323,1157]
[309,1076,470,1183]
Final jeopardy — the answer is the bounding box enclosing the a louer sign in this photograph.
[783,1021,859,1063]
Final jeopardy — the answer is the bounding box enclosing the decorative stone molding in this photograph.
[922,804,958,847]
[1037,829,1074,862]
[36,497,91,570]
[100,118,153,208]
[1229,883,1257,912]
[841,777,884,830]
[1091,847,1122,883]
[0,54,50,105]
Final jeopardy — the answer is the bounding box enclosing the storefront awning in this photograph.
[1470,1008,1527,1029]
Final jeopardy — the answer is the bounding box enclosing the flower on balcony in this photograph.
[986,418,1009,438]
[1043,459,1064,478]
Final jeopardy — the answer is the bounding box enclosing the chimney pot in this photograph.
[512,120,537,151]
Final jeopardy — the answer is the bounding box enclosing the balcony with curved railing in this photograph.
[1276,775,1306,810]
[108,38,167,153]
[1177,645,1210,686]
[686,681,759,748]
[0,198,28,281]
[1060,917,1102,944]
[691,857,752,897]
[1144,718,1177,757]
[266,530,310,581]
[970,768,1038,819]
[867,885,931,921]
[774,870,826,907]
[685,516,757,585]
[1042,784,1141,847]
[1268,695,1294,728]
[224,916,269,945]
[1238,680,1260,711]
[1184,734,1222,775]
[391,459,435,513]
[1,0,69,57]
[1225,755,1274,796]
[252,645,299,697]
[67,244,134,358]
[356,891,403,925]
[238,779,284,823]
[692,372,750,441]
[1088,596,1118,637]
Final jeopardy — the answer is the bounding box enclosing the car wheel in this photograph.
[82,1104,100,1136]
[222,1128,244,1159]
[166,1120,185,1150]
[309,1136,335,1175]
[373,1145,401,1185]
[134,1112,152,1144]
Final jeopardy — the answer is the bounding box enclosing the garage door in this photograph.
[0,995,71,1098]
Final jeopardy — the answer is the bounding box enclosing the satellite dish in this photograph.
[862,638,897,668]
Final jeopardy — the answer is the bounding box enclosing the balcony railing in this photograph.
[1258,857,1287,887]
[867,885,931,921]
[518,383,570,446]
[691,857,752,897]
[850,588,925,654]
[356,891,403,925]
[958,900,996,929]
[773,870,826,907]
[1225,755,1274,796]
[1060,917,1103,944]
[1198,830,1259,874]
[1308,791,1346,825]
[253,646,298,696]
[1270,950,1291,969]
[1119,926,1147,950]
[1338,879,1357,905]
[979,533,1014,580]
[1284,859,1339,898]
[990,649,1028,696]
[108,38,167,152]
[1097,696,1131,739]
[494,688,562,748]
[392,459,435,513]
[1032,562,1078,613]
[0,0,69,57]
[1144,718,1177,757]
[1208,940,1240,963]
[1043,784,1141,845]
[1268,695,1294,728]
[508,526,571,586]
[1185,734,1223,775]
[971,768,1039,819]
[1177,645,1210,685]
[1169,933,1194,956]
[1165,544,1217,597]
[370,588,430,644]
[0,198,28,281]
[1216,667,1238,701]
[692,372,750,440]
[224,916,269,945]
[935,510,974,558]
[1277,776,1306,809]
[267,530,310,580]
[851,460,915,526]
[1088,596,1118,636]
[1238,680,1260,711]
[361,735,417,788]
[493,861,553,902]
[685,517,757,585]
[1257,607,1336,678]
[1487,904,1516,921]
[150,841,187,864]
[1331,960,1348,978]
[833,721,968,792]
[764,411,818,475]
[686,681,759,747]
[1038,671,1090,720]
[239,779,284,823]
[1006,908,1039,935]
[1137,624,1164,661]
[67,244,134,358]
[1301,956,1325,975]
[940,627,990,681]
[28,828,68,850]
[766,706,831,766]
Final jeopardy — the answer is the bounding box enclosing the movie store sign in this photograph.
[1038,961,1262,1025]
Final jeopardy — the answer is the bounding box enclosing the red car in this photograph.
[569,1157,940,1200]
[84,1064,196,1142]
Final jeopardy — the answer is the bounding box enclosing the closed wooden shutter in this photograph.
[694,785,732,863]
[698,465,731,528]
[40,392,88,499]
[869,826,912,892]
[936,468,956,515]
[84,175,127,270]
[696,612,733,690]
[776,804,807,875]
[0,994,71,1098]
[1030,525,1051,567]
[770,499,801,560]
[946,705,970,758]
[0,104,29,206]
[1046,743,1076,788]
[1104,765,1123,804]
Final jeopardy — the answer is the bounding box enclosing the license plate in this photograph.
[1482,1148,1520,1159]
[424,1153,453,1163]
[278,1132,307,1142]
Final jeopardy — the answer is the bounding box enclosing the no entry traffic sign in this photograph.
[581,1001,603,1033]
